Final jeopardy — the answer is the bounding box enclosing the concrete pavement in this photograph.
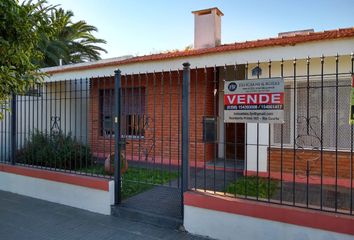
[0,190,207,240]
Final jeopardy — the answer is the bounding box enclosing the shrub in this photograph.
[16,130,92,170]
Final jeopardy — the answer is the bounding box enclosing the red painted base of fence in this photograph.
[0,163,110,191]
[184,191,354,236]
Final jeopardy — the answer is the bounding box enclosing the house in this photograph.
[1,7,353,240]
[41,7,354,183]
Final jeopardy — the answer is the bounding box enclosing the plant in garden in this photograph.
[226,176,278,198]
[122,167,178,199]
[80,164,178,199]
[16,130,92,170]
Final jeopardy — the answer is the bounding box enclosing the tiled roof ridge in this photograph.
[45,27,354,74]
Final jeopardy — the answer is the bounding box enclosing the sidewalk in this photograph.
[0,190,205,240]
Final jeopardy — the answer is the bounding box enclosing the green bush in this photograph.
[16,130,92,170]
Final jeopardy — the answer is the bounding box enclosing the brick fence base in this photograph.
[269,148,353,179]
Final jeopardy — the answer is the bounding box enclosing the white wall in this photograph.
[0,81,89,162]
[43,38,354,80]
[0,171,114,215]
[184,205,354,240]
[246,123,269,172]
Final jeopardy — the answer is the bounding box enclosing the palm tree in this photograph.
[39,8,107,67]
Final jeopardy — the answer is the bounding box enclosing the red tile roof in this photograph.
[46,27,354,74]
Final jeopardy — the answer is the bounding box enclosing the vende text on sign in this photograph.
[224,78,285,123]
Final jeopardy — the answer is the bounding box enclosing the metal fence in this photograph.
[0,54,353,217]
[0,78,114,179]
[184,55,354,216]
[113,69,185,218]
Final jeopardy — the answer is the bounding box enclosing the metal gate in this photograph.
[113,64,190,220]
[1,54,352,221]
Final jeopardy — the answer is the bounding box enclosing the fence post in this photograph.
[182,62,190,194]
[11,93,16,165]
[114,69,122,204]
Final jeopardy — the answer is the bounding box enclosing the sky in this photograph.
[48,0,354,59]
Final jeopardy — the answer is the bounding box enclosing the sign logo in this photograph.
[228,82,237,92]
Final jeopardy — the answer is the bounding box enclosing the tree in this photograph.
[38,8,107,67]
[0,0,107,118]
[0,0,51,118]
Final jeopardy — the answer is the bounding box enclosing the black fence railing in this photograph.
[186,55,354,216]
[0,54,353,216]
[0,78,114,179]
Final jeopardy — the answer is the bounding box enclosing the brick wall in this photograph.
[269,148,353,179]
[88,68,217,164]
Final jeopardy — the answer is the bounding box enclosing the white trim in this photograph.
[43,38,354,81]
[0,171,114,215]
[41,55,133,73]
[184,205,354,240]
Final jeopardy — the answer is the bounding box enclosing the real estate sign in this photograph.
[349,75,354,125]
[224,78,284,123]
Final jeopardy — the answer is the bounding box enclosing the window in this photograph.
[273,85,292,145]
[125,114,146,137]
[296,79,351,150]
[273,77,351,150]
[100,87,146,137]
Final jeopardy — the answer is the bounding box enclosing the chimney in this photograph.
[192,7,223,49]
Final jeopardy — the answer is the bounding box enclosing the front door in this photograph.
[225,123,245,161]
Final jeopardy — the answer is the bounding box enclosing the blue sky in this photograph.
[48,0,354,59]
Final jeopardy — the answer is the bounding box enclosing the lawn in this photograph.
[226,176,278,199]
[81,165,178,199]
[122,167,178,199]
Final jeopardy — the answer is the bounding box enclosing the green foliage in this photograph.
[0,0,106,114]
[16,130,92,170]
[226,176,278,198]
[81,165,178,199]
[80,164,109,176]
[122,167,178,199]
[0,0,49,104]
[38,7,107,67]
[123,167,178,185]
